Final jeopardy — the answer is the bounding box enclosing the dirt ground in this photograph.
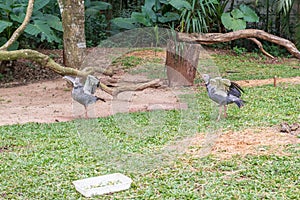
[1,75,299,126]
[188,127,300,159]
[0,77,185,125]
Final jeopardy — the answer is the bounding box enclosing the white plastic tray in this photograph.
[73,173,132,197]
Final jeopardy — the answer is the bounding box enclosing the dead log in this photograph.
[177,29,300,59]
[112,79,162,96]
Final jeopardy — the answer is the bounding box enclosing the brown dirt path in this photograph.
[0,76,299,126]
[0,76,298,159]
[0,78,184,126]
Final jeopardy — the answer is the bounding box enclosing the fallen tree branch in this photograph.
[0,49,89,77]
[99,82,114,96]
[112,79,162,96]
[177,29,300,59]
[247,38,274,59]
[0,49,163,96]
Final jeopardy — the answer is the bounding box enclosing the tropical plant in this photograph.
[179,0,218,33]
[221,4,259,31]
[275,0,296,39]
[210,0,229,32]
[85,0,112,47]
[275,0,294,15]
[111,0,184,30]
[0,0,62,49]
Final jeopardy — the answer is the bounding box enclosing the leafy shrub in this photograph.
[0,0,62,49]
[263,43,289,57]
[221,4,259,31]
[111,0,182,31]
[179,0,218,33]
[85,0,111,47]
[233,46,247,55]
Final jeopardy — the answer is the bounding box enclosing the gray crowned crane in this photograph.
[202,74,245,120]
[63,75,105,118]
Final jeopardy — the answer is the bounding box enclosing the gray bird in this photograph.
[63,75,105,118]
[202,74,245,120]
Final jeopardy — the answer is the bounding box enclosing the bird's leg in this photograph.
[84,106,88,118]
[224,105,227,118]
[217,106,222,121]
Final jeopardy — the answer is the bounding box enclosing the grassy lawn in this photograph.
[1,52,300,199]
[211,52,300,80]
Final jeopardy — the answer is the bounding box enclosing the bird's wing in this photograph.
[63,76,77,85]
[228,81,244,97]
[230,81,244,93]
[63,76,84,87]
[212,77,244,98]
[220,78,231,87]
[83,75,99,95]
[210,77,227,91]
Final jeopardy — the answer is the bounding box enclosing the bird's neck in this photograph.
[204,82,210,91]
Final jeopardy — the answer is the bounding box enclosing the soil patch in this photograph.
[188,127,300,159]
[0,78,184,126]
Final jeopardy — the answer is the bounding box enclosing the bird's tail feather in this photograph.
[234,99,245,108]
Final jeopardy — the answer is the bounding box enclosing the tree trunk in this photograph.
[57,0,86,69]
[166,40,200,87]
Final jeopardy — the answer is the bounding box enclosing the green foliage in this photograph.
[85,0,112,47]
[0,20,12,33]
[112,0,219,33]
[275,0,294,15]
[111,0,181,30]
[209,0,229,32]
[233,46,247,55]
[85,0,111,13]
[0,0,62,49]
[112,55,143,69]
[263,43,289,57]
[179,0,218,33]
[221,4,259,31]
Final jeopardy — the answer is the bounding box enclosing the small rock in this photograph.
[290,123,299,131]
[280,122,291,133]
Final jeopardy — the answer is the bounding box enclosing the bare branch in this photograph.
[177,29,300,59]
[0,0,35,51]
[247,38,274,59]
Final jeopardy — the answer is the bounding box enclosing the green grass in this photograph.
[0,122,299,199]
[1,83,299,199]
[211,53,300,80]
